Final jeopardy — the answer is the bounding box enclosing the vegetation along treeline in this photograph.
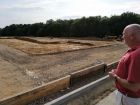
[0,12,140,38]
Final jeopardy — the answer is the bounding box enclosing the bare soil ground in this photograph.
[0,37,128,100]
[0,38,115,55]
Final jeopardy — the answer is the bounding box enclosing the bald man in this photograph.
[109,24,140,105]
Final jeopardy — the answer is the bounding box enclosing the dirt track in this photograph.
[0,37,128,99]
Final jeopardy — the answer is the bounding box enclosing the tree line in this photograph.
[0,12,140,38]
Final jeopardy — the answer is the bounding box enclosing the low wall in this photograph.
[70,63,106,86]
[106,61,118,72]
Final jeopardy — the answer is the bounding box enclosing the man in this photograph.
[109,24,140,105]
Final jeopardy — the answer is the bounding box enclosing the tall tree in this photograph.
[0,12,139,38]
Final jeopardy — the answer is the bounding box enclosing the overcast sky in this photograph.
[0,0,140,28]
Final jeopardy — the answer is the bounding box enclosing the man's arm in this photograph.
[109,70,140,92]
[116,76,140,92]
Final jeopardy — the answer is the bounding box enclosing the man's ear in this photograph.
[130,34,135,40]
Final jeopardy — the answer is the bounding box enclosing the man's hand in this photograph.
[108,69,117,81]
[109,69,140,92]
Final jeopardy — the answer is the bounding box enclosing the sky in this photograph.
[0,0,140,28]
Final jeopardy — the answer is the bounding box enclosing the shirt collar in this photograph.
[127,44,140,52]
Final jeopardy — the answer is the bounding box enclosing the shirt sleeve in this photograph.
[127,54,140,83]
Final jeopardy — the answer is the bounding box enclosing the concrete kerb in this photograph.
[0,75,70,105]
[45,75,113,105]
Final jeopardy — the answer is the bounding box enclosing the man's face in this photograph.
[122,28,133,47]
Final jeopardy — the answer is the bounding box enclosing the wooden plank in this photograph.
[0,75,70,105]
[70,63,106,85]
[106,61,118,72]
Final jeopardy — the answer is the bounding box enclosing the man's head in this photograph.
[122,24,140,48]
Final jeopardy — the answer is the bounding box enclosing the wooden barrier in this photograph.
[106,61,119,72]
[70,63,106,86]
[0,61,119,105]
[0,75,70,105]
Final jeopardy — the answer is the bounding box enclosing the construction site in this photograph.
[0,37,128,105]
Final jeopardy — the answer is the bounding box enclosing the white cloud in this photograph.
[0,0,139,28]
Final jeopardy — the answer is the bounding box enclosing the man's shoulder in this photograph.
[131,47,140,58]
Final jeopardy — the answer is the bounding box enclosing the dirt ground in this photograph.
[0,38,115,55]
[0,37,128,100]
